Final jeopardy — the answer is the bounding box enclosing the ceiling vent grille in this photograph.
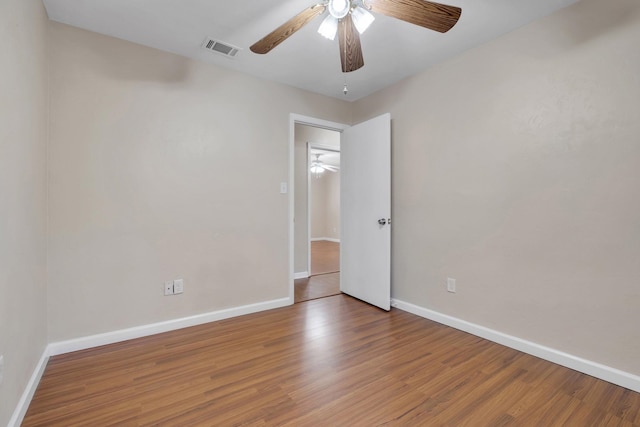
[201,37,241,58]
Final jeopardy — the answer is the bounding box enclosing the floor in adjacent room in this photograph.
[23,294,640,426]
[309,240,340,276]
[295,240,341,303]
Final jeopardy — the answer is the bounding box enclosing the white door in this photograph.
[340,113,391,310]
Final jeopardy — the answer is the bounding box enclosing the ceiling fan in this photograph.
[250,0,462,73]
[310,153,339,175]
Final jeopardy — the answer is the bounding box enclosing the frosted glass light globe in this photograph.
[328,0,350,19]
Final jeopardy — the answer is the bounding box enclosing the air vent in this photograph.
[201,37,241,58]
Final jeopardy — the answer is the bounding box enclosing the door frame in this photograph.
[288,114,349,304]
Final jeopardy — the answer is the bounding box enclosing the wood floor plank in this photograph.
[309,240,340,276]
[295,240,341,303]
[294,272,340,303]
[23,295,640,426]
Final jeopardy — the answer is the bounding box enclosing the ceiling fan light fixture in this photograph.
[351,6,375,34]
[318,14,339,40]
[310,164,325,175]
[328,0,350,19]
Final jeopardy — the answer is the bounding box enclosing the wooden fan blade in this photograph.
[338,14,364,73]
[366,0,461,33]
[250,4,326,54]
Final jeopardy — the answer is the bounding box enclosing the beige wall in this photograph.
[353,0,640,375]
[0,0,49,424]
[324,171,340,241]
[294,125,341,274]
[293,127,309,275]
[310,171,340,240]
[310,174,328,239]
[47,23,351,341]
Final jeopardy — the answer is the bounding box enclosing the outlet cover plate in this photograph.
[164,281,174,296]
[447,278,456,293]
[0,354,4,385]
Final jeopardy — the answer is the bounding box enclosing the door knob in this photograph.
[378,219,387,225]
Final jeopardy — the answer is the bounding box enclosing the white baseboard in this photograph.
[391,299,640,393]
[48,297,290,356]
[8,349,50,427]
[294,271,309,279]
[310,237,340,243]
[10,297,291,425]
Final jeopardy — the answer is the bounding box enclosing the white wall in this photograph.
[353,0,640,376]
[0,0,49,424]
[47,23,352,341]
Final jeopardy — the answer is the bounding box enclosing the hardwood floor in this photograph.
[310,240,340,276]
[24,295,640,426]
[296,240,341,303]
[294,272,340,303]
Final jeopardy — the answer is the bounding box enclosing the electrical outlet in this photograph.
[0,355,4,385]
[164,281,174,296]
[173,278,184,294]
[447,278,456,293]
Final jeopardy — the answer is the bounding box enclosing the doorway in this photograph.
[291,119,345,303]
[288,113,392,309]
[309,144,340,276]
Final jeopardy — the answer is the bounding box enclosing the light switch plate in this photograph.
[447,278,456,293]
[173,278,184,294]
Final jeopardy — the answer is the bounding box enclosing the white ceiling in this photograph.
[42,0,579,101]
